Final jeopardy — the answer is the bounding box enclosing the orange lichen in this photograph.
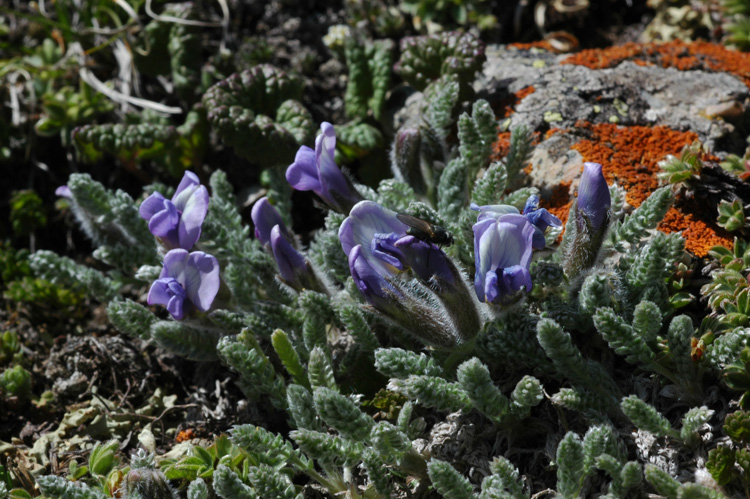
[544,180,572,228]
[570,122,699,207]
[176,428,196,442]
[659,208,732,257]
[561,40,750,89]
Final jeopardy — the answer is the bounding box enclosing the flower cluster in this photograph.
[139,171,219,320]
[471,196,561,304]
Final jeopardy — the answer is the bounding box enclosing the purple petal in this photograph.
[473,203,520,223]
[184,252,220,312]
[339,201,407,256]
[316,122,354,207]
[251,197,287,245]
[177,185,209,249]
[503,265,532,293]
[372,232,406,271]
[148,277,187,320]
[166,294,185,320]
[286,146,322,192]
[139,192,168,220]
[55,186,72,198]
[472,218,495,299]
[349,244,392,305]
[148,201,180,247]
[271,225,307,285]
[395,235,454,285]
[484,270,499,304]
[160,248,190,279]
[173,171,201,199]
[578,162,611,231]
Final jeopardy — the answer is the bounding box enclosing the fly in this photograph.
[396,213,454,247]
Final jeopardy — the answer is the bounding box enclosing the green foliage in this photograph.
[395,31,485,98]
[73,108,208,176]
[33,82,114,142]
[203,65,314,166]
[307,346,337,391]
[503,125,534,188]
[555,432,585,499]
[338,304,380,352]
[10,190,46,238]
[472,161,508,207]
[537,318,619,410]
[0,365,31,400]
[151,321,224,362]
[167,3,203,103]
[344,38,393,120]
[657,141,704,185]
[726,15,750,50]
[456,357,509,423]
[271,329,309,389]
[335,120,385,161]
[369,421,411,462]
[106,299,157,341]
[724,409,750,444]
[607,187,674,251]
[428,459,474,499]
[0,331,20,366]
[424,75,461,140]
[36,475,108,499]
[313,387,374,441]
[374,347,444,378]
[620,395,678,439]
[594,307,655,366]
[218,329,287,408]
[289,428,363,467]
[212,465,256,499]
[30,250,121,302]
[389,375,471,412]
[717,198,748,232]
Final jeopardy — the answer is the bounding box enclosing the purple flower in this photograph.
[339,201,454,289]
[473,214,535,304]
[148,249,220,320]
[286,122,363,213]
[348,244,401,309]
[251,197,289,245]
[577,162,611,232]
[342,201,481,346]
[251,196,317,290]
[139,171,209,250]
[55,186,72,198]
[471,196,561,250]
[270,224,310,288]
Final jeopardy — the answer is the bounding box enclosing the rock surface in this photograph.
[476,44,750,194]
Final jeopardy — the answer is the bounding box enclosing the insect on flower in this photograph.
[396,213,454,248]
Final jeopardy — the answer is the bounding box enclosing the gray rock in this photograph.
[475,44,750,195]
[477,45,748,150]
